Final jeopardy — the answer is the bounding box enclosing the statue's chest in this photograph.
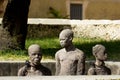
[27,70,43,76]
[95,67,108,75]
[59,52,79,64]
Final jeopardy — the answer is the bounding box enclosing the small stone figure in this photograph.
[18,44,52,76]
[87,44,111,75]
[55,29,85,75]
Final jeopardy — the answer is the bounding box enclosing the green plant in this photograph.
[48,7,69,19]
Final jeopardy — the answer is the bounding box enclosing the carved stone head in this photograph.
[59,29,73,48]
[28,44,42,66]
[92,44,107,61]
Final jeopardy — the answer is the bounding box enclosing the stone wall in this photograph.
[27,24,70,38]
[28,19,120,40]
[0,0,67,18]
[71,20,120,40]
[0,18,120,40]
[1,0,120,20]
[84,0,120,19]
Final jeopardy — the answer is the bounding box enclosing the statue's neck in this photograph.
[65,43,75,52]
[30,63,41,71]
[95,59,105,67]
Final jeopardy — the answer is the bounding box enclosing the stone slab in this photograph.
[0,61,119,76]
[0,76,120,80]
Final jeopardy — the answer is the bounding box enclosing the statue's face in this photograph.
[96,49,107,61]
[59,34,70,48]
[29,50,42,65]
[59,29,73,48]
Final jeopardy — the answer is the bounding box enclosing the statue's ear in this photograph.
[93,52,97,57]
[92,46,98,57]
[93,53,95,56]
[69,36,73,41]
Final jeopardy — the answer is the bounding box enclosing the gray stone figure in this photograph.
[55,29,85,75]
[18,44,52,76]
[87,44,111,75]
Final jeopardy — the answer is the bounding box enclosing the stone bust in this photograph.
[18,44,52,76]
[55,29,85,75]
[87,44,111,75]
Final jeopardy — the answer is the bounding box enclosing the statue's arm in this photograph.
[77,52,85,75]
[87,68,95,75]
[18,66,27,76]
[55,52,60,75]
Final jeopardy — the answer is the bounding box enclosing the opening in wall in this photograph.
[70,4,83,20]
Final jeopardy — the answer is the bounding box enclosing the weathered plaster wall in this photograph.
[0,0,67,18]
[29,0,67,18]
[1,0,120,20]
[84,0,120,19]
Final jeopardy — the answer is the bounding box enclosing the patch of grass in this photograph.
[0,50,28,61]
[74,38,120,61]
[25,38,60,60]
[0,37,120,61]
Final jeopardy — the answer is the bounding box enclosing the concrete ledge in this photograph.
[0,61,120,76]
[0,61,56,76]
[0,76,120,80]
[1,18,120,25]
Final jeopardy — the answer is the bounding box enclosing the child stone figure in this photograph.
[55,29,85,75]
[18,44,52,76]
[87,44,111,75]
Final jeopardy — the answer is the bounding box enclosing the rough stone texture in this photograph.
[71,20,120,40]
[0,19,120,40]
[27,24,70,38]
[28,19,120,40]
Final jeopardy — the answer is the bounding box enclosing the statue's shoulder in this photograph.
[75,48,84,54]
[88,63,96,75]
[56,48,65,55]
[18,65,29,76]
[75,48,85,56]
[18,66,26,71]
[18,60,31,76]
[88,67,96,75]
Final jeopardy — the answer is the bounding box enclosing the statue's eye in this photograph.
[31,53,36,56]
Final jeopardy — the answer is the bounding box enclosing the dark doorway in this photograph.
[70,4,82,20]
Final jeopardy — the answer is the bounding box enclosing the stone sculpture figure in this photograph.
[87,44,111,75]
[18,44,52,76]
[55,29,85,75]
